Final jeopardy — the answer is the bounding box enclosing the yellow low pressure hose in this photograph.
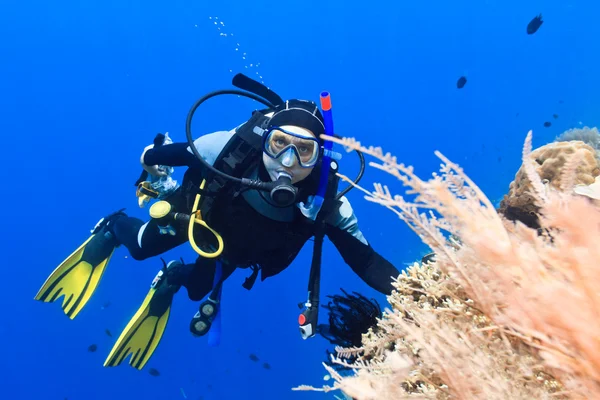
[188,179,224,258]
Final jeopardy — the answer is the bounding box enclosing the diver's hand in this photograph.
[140,144,168,177]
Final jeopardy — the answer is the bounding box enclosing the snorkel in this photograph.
[297,92,336,220]
[298,92,340,340]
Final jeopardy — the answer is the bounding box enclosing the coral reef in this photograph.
[296,130,600,399]
[556,126,600,159]
[497,137,599,229]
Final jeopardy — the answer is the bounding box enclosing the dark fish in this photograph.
[527,14,543,35]
[249,353,259,362]
[456,76,467,89]
[553,113,559,119]
[262,362,271,370]
[497,156,502,163]
[101,301,111,310]
[87,344,98,352]
[543,121,552,127]
[559,100,564,104]
[149,368,160,377]
[105,329,112,337]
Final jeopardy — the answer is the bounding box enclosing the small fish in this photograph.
[543,121,552,127]
[262,362,271,370]
[105,329,113,337]
[249,353,259,362]
[101,301,111,310]
[456,76,467,89]
[149,368,160,377]
[553,113,559,119]
[87,344,98,352]
[527,14,543,35]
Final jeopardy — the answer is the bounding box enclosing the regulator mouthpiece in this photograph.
[270,173,297,207]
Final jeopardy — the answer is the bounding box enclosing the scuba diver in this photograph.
[34,73,400,370]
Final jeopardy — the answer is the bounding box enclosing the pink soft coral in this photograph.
[297,130,600,400]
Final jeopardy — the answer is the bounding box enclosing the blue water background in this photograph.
[0,0,598,399]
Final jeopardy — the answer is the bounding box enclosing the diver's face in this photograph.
[262,125,317,184]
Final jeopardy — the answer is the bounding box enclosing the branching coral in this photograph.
[295,130,600,399]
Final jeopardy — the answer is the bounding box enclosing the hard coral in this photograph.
[556,126,600,159]
[498,139,599,229]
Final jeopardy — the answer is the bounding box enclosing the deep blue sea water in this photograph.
[0,1,598,399]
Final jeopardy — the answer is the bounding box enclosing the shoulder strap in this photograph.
[199,111,270,215]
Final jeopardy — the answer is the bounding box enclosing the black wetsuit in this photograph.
[108,130,400,301]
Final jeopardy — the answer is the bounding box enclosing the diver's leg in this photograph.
[167,257,237,301]
[35,208,188,319]
[109,214,189,260]
[182,258,237,337]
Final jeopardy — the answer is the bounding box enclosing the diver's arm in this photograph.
[143,130,235,168]
[143,142,199,167]
[325,197,400,295]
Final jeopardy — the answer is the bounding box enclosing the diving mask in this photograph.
[262,126,321,168]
